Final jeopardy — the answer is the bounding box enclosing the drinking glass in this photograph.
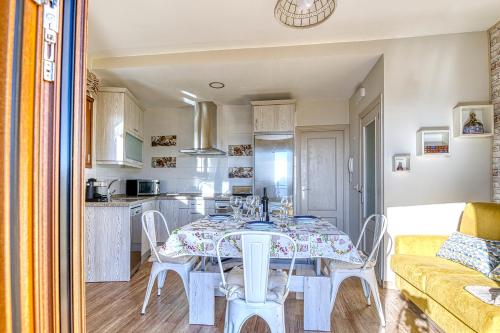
[245,196,254,217]
[230,196,242,221]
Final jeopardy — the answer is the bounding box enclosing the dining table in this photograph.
[159,216,363,331]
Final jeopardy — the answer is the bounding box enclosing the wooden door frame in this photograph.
[294,125,350,234]
[0,0,88,331]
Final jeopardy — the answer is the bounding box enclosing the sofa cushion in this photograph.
[425,273,500,332]
[459,203,500,241]
[436,232,499,277]
[391,255,479,291]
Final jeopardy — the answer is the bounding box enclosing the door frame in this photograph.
[295,125,350,234]
[358,94,384,279]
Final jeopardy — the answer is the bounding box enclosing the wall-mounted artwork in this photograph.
[152,157,176,168]
[228,144,253,156]
[228,167,253,178]
[393,154,410,172]
[151,135,177,146]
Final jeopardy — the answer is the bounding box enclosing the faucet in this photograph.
[107,179,119,201]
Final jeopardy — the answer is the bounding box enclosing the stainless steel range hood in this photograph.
[179,101,226,156]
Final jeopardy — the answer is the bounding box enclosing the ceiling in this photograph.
[94,52,380,107]
[88,0,500,108]
[88,0,500,58]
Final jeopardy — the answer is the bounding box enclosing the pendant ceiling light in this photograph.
[275,0,337,28]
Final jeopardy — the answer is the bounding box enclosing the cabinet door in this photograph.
[95,92,125,162]
[158,200,178,237]
[275,104,295,132]
[178,208,191,227]
[254,105,280,132]
[124,94,135,135]
[137,106,144,139]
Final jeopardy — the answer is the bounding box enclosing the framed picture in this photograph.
[151,135,177,146]
[393,154,410,172]
[151,157,176,168]
[228,144,253,156]
[228,167,253,178]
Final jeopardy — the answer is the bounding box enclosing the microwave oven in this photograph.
[126,179,160,196]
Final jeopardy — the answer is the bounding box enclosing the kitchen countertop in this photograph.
[85,193,229,207]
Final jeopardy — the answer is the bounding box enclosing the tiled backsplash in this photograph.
[85,104,254,195]
[491,22,500,202]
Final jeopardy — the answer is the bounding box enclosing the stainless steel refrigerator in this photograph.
[254,134,294,211]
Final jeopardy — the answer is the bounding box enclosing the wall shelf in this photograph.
[452,104,494,138]
[416,127,450,156]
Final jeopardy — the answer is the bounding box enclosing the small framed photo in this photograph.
[393,154,410,172]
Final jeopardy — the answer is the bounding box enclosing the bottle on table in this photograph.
[261,187,270,222]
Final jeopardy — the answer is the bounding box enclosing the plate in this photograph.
[244,221,275,231]
[293,215,320,223]
[208,214,230,222]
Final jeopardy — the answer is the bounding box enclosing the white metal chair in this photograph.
[141,210,197,315]
[327,214,388,326]
[216,231,297,333]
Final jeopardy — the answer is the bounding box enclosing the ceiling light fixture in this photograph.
[275,0,337,28]
[209,82,225,89]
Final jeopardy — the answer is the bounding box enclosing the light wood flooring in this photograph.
[86,263,442,333]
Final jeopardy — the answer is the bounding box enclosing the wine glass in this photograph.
[230,196,242,221]
[245,196,254,217]
[280,196,289,221]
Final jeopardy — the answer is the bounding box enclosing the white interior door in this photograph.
[299,131,345,229]
[359,99,383,279]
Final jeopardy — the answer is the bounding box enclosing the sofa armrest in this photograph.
[394,235,448,257]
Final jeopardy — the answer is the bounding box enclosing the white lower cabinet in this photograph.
[158,198,216,231]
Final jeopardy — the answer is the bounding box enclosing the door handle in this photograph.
[301,186,310,191]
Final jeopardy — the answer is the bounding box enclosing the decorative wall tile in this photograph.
[228,144,253,156]
[228,167,253,178]
[491,21,500,202]
[151,135,177,146]
[152,157,176,168]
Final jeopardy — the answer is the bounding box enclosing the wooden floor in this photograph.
[86,263,442,333]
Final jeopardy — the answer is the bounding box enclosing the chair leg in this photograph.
[179,267,190,302]
[361,278,371,306]
[141,264,161,315]
[329,270,345,313]
[157,270,168,296]
[366,269,386,327]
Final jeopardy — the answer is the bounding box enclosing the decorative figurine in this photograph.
[463,112,484,135]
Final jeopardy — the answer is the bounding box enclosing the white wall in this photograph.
[348,32,492,283]
[296,98,349,126]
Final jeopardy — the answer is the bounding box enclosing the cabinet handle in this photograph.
[87,154,91,162]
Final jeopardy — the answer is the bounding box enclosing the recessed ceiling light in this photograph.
[209,82,225,89]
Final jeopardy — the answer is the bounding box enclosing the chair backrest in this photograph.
[216,231,297,304]
[142,210,170,263]
[356,214,388,268]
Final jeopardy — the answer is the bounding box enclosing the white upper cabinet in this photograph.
[95,87,144,168]
[251,100,295,133]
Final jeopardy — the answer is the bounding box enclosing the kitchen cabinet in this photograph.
[158,198,215,231]
[95,87,144,168]
[251,100,295,133]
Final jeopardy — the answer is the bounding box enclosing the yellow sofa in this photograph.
[391,202,500,333]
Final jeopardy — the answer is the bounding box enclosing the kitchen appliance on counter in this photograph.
[85,178,109,202]
[126,179,160,196]
[254,134,294,211]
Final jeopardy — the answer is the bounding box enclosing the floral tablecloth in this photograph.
[159,218,363,264]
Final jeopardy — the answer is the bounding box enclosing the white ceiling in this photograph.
[88,0,499,108]
[88,0,500,57]
[94,52,380,107]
